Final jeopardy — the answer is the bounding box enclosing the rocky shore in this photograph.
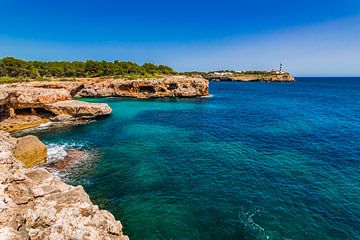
[0,76,209,239]
[0,131,129,239]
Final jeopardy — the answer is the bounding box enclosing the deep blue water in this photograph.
[35,78,360,239]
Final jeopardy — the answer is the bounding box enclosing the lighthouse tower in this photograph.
[280,63,283,73]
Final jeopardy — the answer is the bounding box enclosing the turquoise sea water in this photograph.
[35,78,359,240]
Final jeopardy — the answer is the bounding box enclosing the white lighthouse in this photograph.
[276,63,284,74]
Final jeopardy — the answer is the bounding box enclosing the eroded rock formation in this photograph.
[76,76,209,98]
[0,131,128,240]
[47,100,112,121]
[0,84,112,132]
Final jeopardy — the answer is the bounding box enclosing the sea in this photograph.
[32,78,360,240]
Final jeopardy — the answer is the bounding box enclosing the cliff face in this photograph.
[0,84,112,132]
[0,85,111,121]
[204,73,295,82]
[76,76,209,98]
[0,131,129,240]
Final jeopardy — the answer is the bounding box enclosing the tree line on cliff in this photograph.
[0,57,175,79]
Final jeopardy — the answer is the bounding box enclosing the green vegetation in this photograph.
[0,57,176,80]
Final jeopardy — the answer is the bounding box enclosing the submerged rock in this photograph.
[0,131,128,240]
[46,148,89,171]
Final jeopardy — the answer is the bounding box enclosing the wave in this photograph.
[47,144,68,163]
[200,94,214,98]
[238,207,273,239]
[46,142,86,162]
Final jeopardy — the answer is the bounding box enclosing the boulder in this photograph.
[14,135,47,168]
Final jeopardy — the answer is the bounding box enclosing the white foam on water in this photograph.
[238,207,274,240]
[200,94,214,98]
[46,142,85,162]
[38,122,53,129]
[47,144,68,163]
[238,207,265,232]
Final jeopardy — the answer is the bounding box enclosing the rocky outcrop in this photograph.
[47,100,112,121]
[0,131,128,240]
[0,84,112,132]
[14,135,47,168]
[76,76,209,98]
[205,73,295,82]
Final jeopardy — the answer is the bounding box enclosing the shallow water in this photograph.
[35,78,360,239]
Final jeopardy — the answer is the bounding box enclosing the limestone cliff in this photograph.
[76,76,209,98]
[0,131,128,240]
[0,84,112,132]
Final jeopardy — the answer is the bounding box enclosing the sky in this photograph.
[0,0,360,76]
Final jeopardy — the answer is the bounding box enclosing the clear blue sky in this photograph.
[1,0,360,76]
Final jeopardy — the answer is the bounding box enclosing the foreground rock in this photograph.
[0,131,128,240]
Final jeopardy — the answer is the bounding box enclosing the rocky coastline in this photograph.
[0,76,209,239]
[0,76,209,132]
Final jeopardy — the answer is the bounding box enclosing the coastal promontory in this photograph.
[195,71,295,82]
